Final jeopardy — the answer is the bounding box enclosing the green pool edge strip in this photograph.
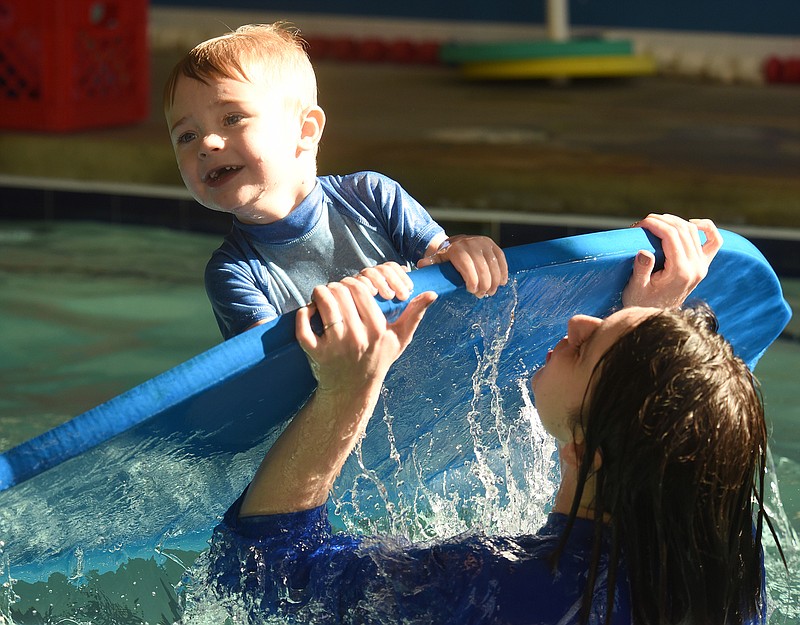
[439,38,634,64]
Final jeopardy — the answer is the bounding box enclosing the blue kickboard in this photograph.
[0,228,791,581]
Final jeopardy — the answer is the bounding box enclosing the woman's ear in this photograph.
[561,441,603,472]
[592,448,603,471]
[560,441,583,470]
[298,106,326,152]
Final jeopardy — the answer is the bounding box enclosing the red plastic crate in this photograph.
[0,0,149,131]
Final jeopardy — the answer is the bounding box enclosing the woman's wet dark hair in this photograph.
[557,303,776,625]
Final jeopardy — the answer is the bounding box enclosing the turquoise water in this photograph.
[0,221,798,623]
[0,222,222,451]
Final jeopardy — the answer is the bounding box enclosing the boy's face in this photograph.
[166,75,313,224]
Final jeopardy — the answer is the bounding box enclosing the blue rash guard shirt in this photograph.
[204,171,445,339]
[207,491,635,625]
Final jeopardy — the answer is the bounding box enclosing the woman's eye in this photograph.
[567,334,584,354]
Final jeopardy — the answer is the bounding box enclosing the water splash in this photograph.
[329,281,558,544]
[764,450,800,622]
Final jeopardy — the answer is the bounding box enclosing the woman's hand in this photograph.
[241,279,436,517]
[622,214,722,309]
[297,278,436,394]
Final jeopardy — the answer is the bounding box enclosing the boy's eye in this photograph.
[176,131,196,145]
[224,113,245,126]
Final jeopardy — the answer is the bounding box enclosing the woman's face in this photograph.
[531,307,659,443]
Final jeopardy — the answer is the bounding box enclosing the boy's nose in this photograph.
[199,134,224,157]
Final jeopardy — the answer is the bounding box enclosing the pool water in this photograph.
[0,222,222,451]
[0,221,798,623]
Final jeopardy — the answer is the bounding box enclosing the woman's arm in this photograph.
[239,278,436,517]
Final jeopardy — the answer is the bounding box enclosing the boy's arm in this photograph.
[417,234,509,298]
[206,257,280,339]
[239,278,436,517]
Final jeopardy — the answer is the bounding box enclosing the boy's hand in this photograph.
[622,214,723,309]
[417,235,509,298]
[353,261,413,301]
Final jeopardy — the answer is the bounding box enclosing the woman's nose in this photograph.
[568,314,601,343]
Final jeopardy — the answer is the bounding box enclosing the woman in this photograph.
[533,304,768,624]
[203,216,772,623]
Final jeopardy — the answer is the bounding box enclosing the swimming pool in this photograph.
[1,220,797,623]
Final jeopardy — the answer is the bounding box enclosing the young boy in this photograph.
[164,23,508,340]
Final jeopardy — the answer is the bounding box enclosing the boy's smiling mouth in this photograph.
[204,165,243,186]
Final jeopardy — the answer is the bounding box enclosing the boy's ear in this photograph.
[298,106,326,151]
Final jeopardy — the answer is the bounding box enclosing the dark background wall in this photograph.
[152,0,800,36]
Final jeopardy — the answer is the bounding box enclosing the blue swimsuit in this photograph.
[205,171,445,339]
[207,491,634,624]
